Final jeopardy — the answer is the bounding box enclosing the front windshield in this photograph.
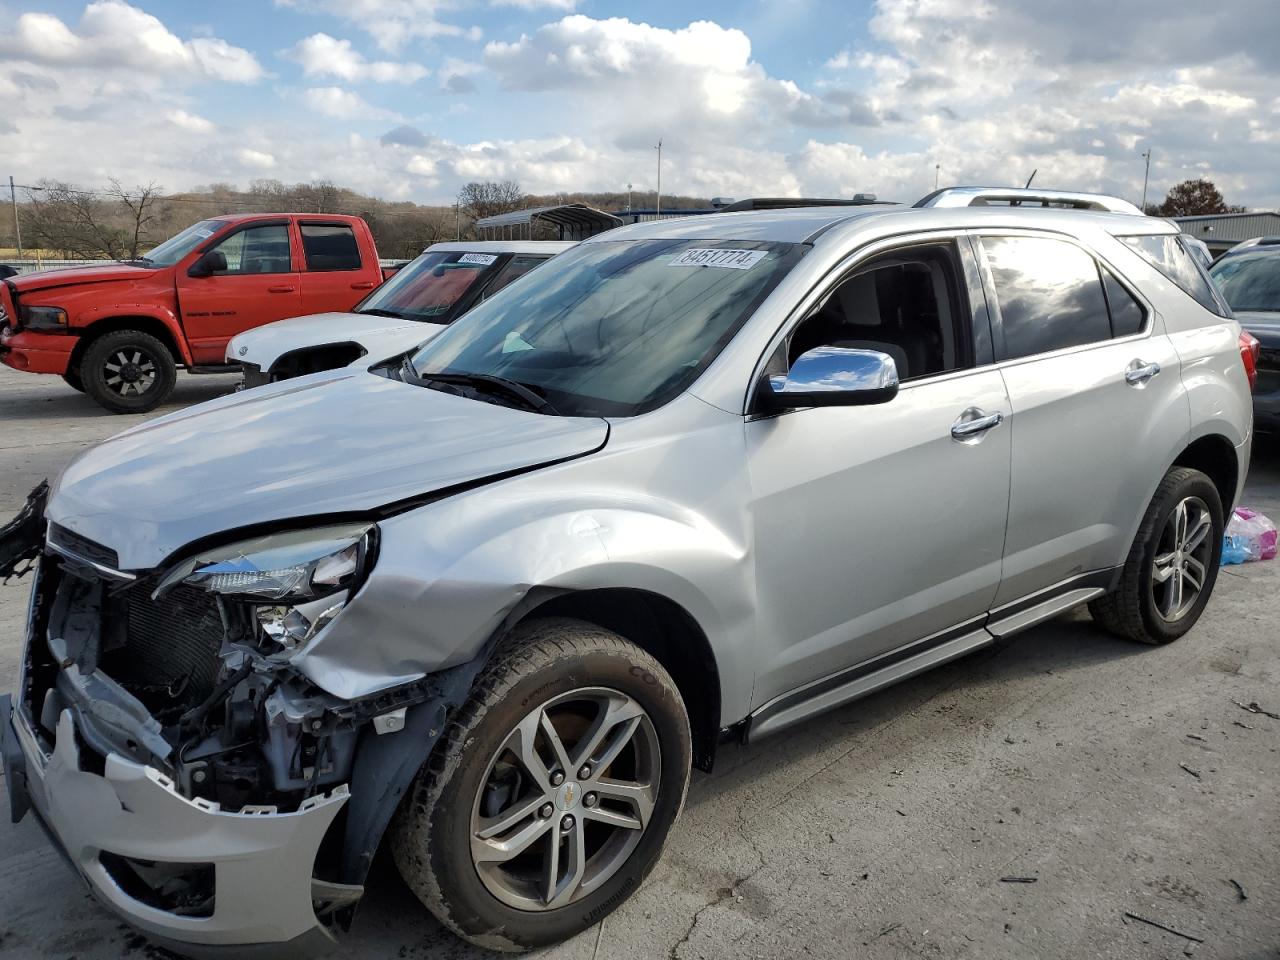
[1211,253,1280,313]
[142,219,225,266]
[408,238,803,417]
[357,251,500,322]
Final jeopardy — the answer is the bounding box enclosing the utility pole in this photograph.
[9,176,23,260]
[626,182,632,213]
[934,164,940,191]
[455,201,460,241]
[1140,148,1153,211]
[655,140,663,217]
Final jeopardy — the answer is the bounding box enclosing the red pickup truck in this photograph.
[0,213,387,412]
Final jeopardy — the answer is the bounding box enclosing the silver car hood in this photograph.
[48,370,609,570]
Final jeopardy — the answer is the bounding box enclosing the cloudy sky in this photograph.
[0,0,1277,208]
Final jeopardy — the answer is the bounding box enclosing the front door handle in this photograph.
[267,285,296,294]
[1125,360,1161,385]
[350,280,377,290]
[951,409,1004,440]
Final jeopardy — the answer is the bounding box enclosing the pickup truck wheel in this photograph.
[81,330,176,414]
[392,618,691,952]
[1089,467,1224,644]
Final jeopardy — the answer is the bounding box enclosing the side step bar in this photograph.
[744,568,1117,742]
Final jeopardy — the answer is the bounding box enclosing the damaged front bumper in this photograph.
[1,484,479,958]
[2,697,348,958]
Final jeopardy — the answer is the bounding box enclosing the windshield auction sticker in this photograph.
[669,248,768,270]
[458,253,499,266]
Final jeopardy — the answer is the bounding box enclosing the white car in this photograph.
[227,240,575,386]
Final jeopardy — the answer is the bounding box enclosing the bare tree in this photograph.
[457,180,525,221]
[23,180,128,259]
[107,179,163,259]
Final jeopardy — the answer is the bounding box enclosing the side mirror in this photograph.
[188,249,227,278]
[761,346,899,410]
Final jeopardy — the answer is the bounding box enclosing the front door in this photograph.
[746,238,1012,709]
[177,221,302,364]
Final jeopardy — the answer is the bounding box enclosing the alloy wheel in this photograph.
[102,348,158,398]
[1150,495,1213,622]
[469,687,661,911]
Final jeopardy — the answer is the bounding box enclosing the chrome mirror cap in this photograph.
[765,346,900,409]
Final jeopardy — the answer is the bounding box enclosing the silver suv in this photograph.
[0,188,1254,958]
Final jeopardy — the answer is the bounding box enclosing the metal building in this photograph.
[1173,212,1280,256]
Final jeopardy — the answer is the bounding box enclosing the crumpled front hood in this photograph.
[10,262,153,293]
[227,312,443,368]
[48,369,609,570]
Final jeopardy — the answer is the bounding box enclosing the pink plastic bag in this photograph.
[1222,507,1278,565]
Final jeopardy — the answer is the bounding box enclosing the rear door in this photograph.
[976,231,1189,610]
[175,220,302,364]
[297,221,376,316]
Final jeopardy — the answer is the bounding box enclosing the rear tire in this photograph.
[81,329,176,414]
[391,618,692,952]
[1089,467,1223,644]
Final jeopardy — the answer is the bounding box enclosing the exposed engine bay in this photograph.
[2,482,481,929]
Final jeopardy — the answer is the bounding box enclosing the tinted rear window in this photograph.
[1119,234,1227,316]
[301,224,361,272]
[1101,268,1147,337]
[982,236,1111,359]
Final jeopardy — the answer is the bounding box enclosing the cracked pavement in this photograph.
[0,367,1277,959]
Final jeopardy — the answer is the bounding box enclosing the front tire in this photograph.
[81,329,176,414]
[1089,467,1223,644]
[392,618,692,952]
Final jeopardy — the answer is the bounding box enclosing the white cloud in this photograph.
[491,0,578,8]
[238,148,277,169]
[484,15,873,149]
[287,33,428,84]
[273,0,481,52]
[0,1,263,83]
[168,109,215,133]
[303,85,377,118]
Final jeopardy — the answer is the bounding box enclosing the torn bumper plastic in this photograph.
[4,698,349,959]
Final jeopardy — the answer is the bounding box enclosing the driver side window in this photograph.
[782,242,972,383]
[210,224,292,275]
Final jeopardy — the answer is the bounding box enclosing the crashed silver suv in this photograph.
[0,188,1254,957]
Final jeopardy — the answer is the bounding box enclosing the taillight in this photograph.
[1239,330,1260,391]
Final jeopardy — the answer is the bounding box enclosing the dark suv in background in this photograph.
[1211,238,1280,433]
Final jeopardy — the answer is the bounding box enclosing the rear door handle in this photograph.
[951,409,1004,440]
[1125,360,1161,385]
[267,285,296,294]
[350,281,377,290]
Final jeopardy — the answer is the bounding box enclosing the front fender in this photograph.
[79,303,193,365]
[293,490,753,717]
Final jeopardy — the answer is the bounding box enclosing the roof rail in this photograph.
[914,186,1143,215]
[720,196,894,212]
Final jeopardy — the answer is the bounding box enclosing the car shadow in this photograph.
[343,608,1149,956]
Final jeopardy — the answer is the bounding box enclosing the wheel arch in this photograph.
[1170,433,1240,514]
[69,315,188,372]
[512,587,723,772]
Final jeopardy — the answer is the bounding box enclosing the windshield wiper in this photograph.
[400,361,560,415]
[358,307,407,319]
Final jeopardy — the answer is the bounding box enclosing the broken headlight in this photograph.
[158,523,376,650]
